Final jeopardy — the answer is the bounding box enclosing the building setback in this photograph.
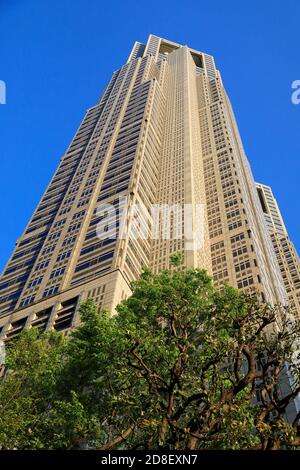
[0,35,288,339]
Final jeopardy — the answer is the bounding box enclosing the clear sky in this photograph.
[0,0,299,272]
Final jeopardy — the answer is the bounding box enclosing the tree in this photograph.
[0,265,299,450]
[0,329,65,449]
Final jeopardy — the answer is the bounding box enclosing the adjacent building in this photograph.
[0,35,288,339]
[256,182,300,320]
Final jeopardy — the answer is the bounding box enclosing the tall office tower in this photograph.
[256,182,300,320]
[0,34,288,340]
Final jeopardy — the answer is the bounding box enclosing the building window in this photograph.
[50,267,65,279]
[43,285,59,298]
[20,294,36,307]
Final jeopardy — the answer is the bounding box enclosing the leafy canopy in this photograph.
[0,266,300,450]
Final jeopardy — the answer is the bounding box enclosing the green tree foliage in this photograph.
[0,329,65,448]
[0,266,300,449]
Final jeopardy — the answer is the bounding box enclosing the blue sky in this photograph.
[0,0,299,271]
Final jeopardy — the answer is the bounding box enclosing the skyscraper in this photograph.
[0,34,288,340]
[256,182,300,320]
